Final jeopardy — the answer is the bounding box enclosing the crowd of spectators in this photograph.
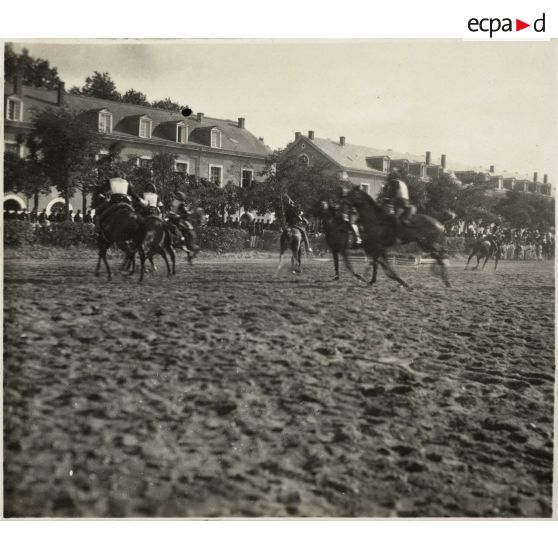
[5,206,554,260]
[4,208,94,225]
[444,223,555,261]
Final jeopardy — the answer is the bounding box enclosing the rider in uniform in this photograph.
[284,195,312,253]
[94,177,134,231]
[382,169,415,235]
[167,191,200,255]
[141,182,162,216]
[482,223,501,255]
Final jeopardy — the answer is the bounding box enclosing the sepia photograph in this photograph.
[2,38,555,519]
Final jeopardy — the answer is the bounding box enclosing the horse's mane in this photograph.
[353,189,382,214]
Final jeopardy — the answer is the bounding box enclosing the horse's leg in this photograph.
[332,250,340,280]
[431,252,451,287]
[341,250,365,282]
[465,251,475,270]
[277,234,287,274]
[167,244,176,275]
[482,253,490,270]
[376,256,410,289]
[494,251,500,272]
[159,248,172,277]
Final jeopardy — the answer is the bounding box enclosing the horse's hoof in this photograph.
[354,274,365,283]
[331,275,340,281]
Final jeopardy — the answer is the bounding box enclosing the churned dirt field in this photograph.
[3,254,555,517]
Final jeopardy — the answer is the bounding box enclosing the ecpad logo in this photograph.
[468,13,546,37]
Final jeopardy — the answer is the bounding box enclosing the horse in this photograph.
[138,215,176,282]
[320,201,365,282]
[345,188,451,288]
[465,239,500,271]
[277,227,303,274]
[94,202,146,280]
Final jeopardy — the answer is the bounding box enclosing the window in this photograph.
[138,157,152,169]
[241,169,254,188]
[209,165,223,186]
[299,154,309,166]
[177,124,188,144]
[175,161,189,174]
[360,183,370,194]
[98,111,112,133]
[6,98,22,121]
[4,142,20,156]
[210,129,222,148]
[139,118,152,139]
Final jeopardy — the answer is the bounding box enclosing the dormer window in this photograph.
[139,117,152,139]
[210,129,222,148]
[6,97,23,121]
[177,124,188,144]
[98,110,112,133]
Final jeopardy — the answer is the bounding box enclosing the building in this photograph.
[280,131,458,197]
[4,78,272,213]
[453,166,553,198]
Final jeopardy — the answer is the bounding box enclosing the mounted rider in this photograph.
[339,185,364,247]
[167,191,200,256]
[382,169,415,234]
[481,223,501,255]
[138,182,163,216]
[94,177,135,231]
[283,195,312,253]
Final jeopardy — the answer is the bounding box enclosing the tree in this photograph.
[4,43,62,89]
[494,190,554,230]
[4,153,52,210]
[122,89,150,106]
[151,98,185,112]
[73,71,122,102]
[27,107,102,218]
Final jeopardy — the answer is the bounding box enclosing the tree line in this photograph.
[5,44,189,113]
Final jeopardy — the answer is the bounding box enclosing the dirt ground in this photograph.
[3,254,555,517]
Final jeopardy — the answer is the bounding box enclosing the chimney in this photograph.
[425,151,431,165]
[489,165,495,173]
[441,154,446,169]
[57,81,65,106]
[543,174,548,184]
[295,131,301,140]
[340,136,346,146]
[197,112,204,122]
[308,130,315,140]
[258,137,264,143]
[533,172,538,183]
[238,117,245,129]
[14,74,23,97]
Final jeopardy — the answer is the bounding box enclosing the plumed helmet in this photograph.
[174,191,187,202]
[144,182,157,193]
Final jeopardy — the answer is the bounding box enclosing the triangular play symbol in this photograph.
[516,19,530,31]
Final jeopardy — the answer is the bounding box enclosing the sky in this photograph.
[10,39,558,182]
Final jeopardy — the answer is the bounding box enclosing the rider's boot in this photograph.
[352,224,362,247]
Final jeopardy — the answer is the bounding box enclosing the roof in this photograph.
[309,137,424,173]
[12,84,271,158]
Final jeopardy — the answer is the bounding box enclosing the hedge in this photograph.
[3,220,470,255]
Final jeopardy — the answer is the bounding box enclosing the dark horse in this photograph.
[138,215,176,282]
[320,201,365,282]
[95,203,145,280]
[345,188,451,288]
[277,227,303,274]
[465,239,500,271]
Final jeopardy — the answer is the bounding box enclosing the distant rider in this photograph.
[382,169,415,234]
[284,196,313,253]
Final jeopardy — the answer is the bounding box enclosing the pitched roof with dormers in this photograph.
[6,83,271,158]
